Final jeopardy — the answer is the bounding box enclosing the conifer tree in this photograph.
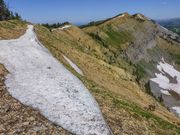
[0,0,22,21]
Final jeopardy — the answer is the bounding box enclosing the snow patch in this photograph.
[63,55,84,76]
[151,58,180,95]
[161,26,168,31]
[0,25,112,135]
[171,107,180,117]
[150,58,180,116]
[136,14,145,20]
[59,25,71,30]
[117,14,125,18]
[160,90,171,96]
[112,14,125,21]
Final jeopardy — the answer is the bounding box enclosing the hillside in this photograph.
[83,13,180,84]
[0,13,180,135]
[0,20,26,39]
[82,13,180,117]
[35,14,180,134]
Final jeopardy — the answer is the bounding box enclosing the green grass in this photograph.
[79,13,126,29]
[135,58,158,83]
[103,26,132,49]
[136,62,147,81]
[171,53,180,65]
[111,95,180,133]
[87,25,133,50]
[86,25,136,75]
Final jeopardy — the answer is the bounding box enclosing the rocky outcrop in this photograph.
[157,24,180,43]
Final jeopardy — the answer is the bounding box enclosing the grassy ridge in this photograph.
[35,24,180,134]
[104,26,132,49]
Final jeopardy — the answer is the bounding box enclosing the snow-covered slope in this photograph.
[0,25,112,135]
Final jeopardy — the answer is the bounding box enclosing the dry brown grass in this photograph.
[0,20,27,40]
[35,24,180,134]
[0,64,8,76]
[157,37,180,55]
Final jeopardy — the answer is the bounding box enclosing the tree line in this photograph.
[0,0,21,21]
[41,22,70,29]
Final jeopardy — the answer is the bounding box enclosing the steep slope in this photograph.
[0,20,26,39]
[82,13,180,116]
[0,16,180,134]
[0,21,71,135]
[83,13,180,79]
[0,25,112,135]
[35,21,180,134]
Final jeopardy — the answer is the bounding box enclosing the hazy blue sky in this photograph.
[5,0,180,24]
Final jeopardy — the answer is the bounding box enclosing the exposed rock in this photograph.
[157,24,180,43]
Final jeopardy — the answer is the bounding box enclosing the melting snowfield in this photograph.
[0,25,112,135]
[150,58,180,117]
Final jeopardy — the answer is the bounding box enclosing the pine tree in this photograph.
[0,0,21,21]
[0,0,12,20]
[0,0,6,20]
[14,12,21,20]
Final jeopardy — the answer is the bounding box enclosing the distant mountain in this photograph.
[158,18,180,27]
[158,18,180,35]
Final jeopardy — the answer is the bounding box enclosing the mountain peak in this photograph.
[110,12,130,21]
